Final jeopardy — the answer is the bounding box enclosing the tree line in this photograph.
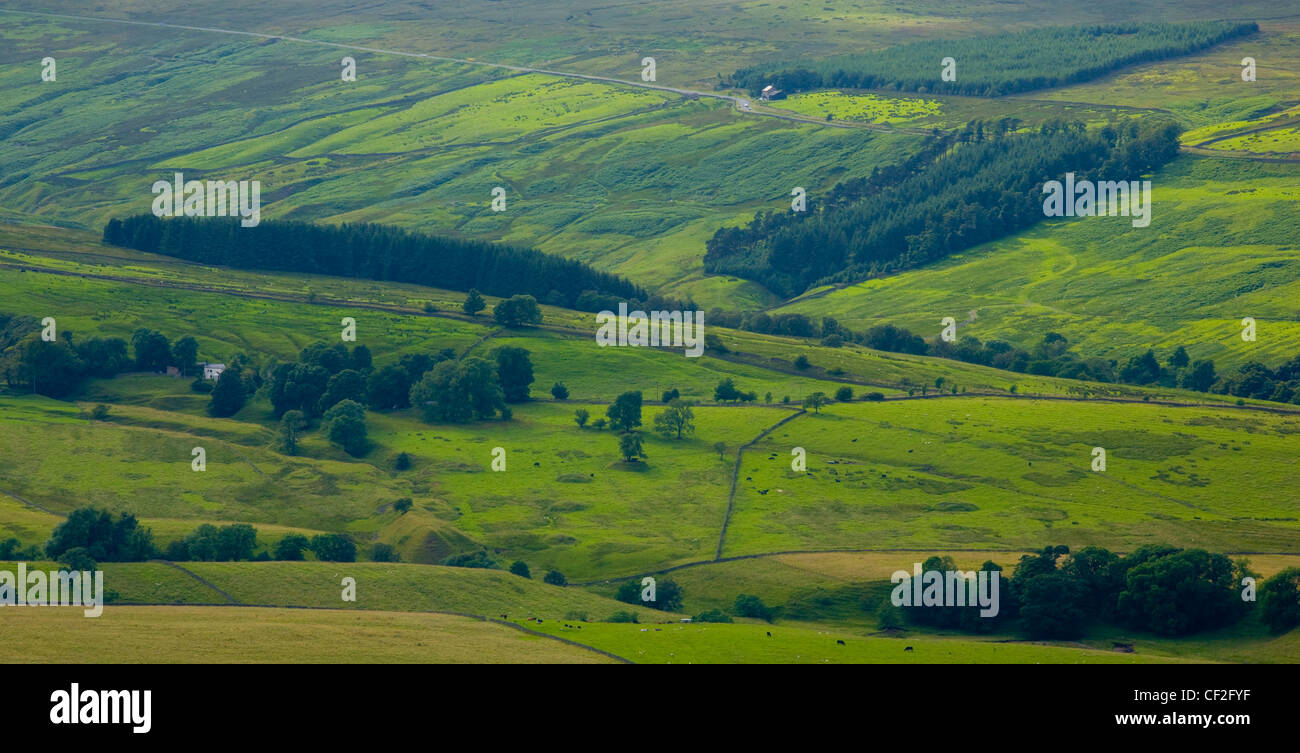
[30,507,375,570]
[705,119,1183,297]
[0,315,204,399]
[724,22,1257,98]
[883,543,1300,639]
[102,214,646,309]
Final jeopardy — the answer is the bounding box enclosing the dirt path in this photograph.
[0,488,61,516]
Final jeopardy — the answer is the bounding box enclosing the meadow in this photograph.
[0,606,616,664]
[720,398,1300,558]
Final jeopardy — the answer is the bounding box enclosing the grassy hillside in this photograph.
[777,156,1300,369]
[2,1,1298,665]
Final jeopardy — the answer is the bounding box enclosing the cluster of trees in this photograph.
[888,545,1259,639]
[705,120,1182,297]
[725,22,1257,98]
[269,340,533,451]
[442,550,567,585]
[409,346,533,424]
[0,315,204,399]
[102,215,645,309]
[266,342,376,455]
[616,578,684,612]
[43,508,156,569]
[36,507,368,567]
[1213,357,1300,404]
[834,320,1300,405]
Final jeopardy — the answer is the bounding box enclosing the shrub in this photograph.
[606,610,639,623]
[274,534,310,561]
[693,609,733,623]
[543,570,567,586]
[510,560,532,579]
[393,498,413,515]
[60,547,98,573]
[90,404,111,420]
[310,534,357,563]
[734,593,774,622]
[394,452,412,471]
[369,543,400,562]
[443,550,498,569]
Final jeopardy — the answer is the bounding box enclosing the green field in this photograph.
[2,0,1298,665]
[0,606,617,663]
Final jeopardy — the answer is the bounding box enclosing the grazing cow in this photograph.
[904,646,914,652]
[766,632,772,637]
[537,619,543,624]
[836,640,845,645]
[526,617,536,621]
[500,614,507,620]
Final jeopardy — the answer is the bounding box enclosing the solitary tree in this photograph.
[462,289,486,317]
[323,399,368,456]
[172,336,199,376]
[618,431,647,463]
[279,409,305,455]
[606,391,643,432]
[551,381,569,400]
[713,441,728,460]
[493,346,535,403]
[209,368,246,417]
[653,399,695,440]
[493,294,542,327]
[574,408,590,428]
[803,392,830,414]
